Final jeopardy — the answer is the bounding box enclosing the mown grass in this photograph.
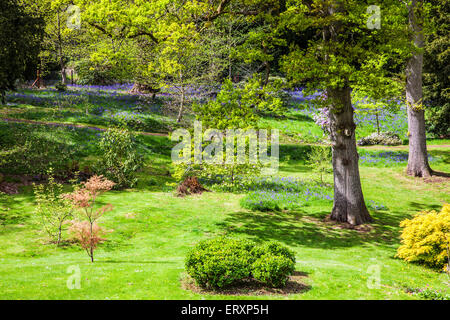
[0,147,448,299]
[0,88,449,300]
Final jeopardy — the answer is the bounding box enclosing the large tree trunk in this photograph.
[406,0,432,177]
[328,87,372,225]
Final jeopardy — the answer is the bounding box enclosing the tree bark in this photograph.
[57,11,66,84]
[0,91,5,105]
[328,87,372,225]
[177,86,185,123]
[406,0,432,177]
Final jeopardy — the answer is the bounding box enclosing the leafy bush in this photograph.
[257,241,296,263]
[55,82,67,92]
[185,237,255,288]
[193,77,286,130]
[97,128,142,189]
[66,175,115,262]
[74,59,122,85]
[185,237,296,289]
[396,204,450,269]
[407,287,450,300]
[33,170,74,245]
[357,132,402,146]
[251,254,295,287]
[0,124,78,175]
[307,146,332,184]
[425,104,450,138]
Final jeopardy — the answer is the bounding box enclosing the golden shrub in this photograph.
[396,204,450,269]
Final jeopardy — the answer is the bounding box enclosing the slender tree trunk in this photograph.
[0,90,5,105]
[57,227,62,246]
[57,12,66,84]
[263,43,270,86]
[328,87,372,225]
[177,88,185,123]
[406,0,432,177]
[375,111,380,134]
[177,72,185,123]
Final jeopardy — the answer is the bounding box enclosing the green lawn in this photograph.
[0,88,449,300]
[0,145,448,299]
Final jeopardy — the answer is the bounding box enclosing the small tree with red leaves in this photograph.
[66,175,115,262]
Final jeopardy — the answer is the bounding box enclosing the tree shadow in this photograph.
[100,260,178,264]
[216,209,378,249]
[0,193,33,227]
[216,198,436,250]
[407,202,442,212]
[432,170,450,178]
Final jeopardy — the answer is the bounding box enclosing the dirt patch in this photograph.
[181,271,310,296]
[317,215,374,233]
[176,176,209,197]
[0,175,38,194]
[423,176,450,184]
[0,182,19,195]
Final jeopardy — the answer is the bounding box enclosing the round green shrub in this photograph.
[252,254,295,287]
[256,241,296,263]
[185,237,255,288]
[185,237,296,289]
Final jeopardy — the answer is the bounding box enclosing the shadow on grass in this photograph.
[0,193,33,227]
[100,260,178,264]
[429,150,450,164]
[216,202,433,250]
[407,202,442,212]
[216,210,371,249]
[181,270,311,296]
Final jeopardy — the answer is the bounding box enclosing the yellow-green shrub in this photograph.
[396,204,450,269]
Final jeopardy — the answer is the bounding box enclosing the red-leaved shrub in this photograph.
[65,175,115,262]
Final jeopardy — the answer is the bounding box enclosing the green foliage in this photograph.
[253,241,296,264]
[357,132,403,146]
[185,237,255,288]
[280,1,408,108]
[396,204,450,270]
[0,192,13,226]
[426,105,450,138]
[307,146,332,184]
[407,287,450,300]
[33,170,74,245]
[193,77,286,130]
[0,124,78,175]
[251,254,295,287]
[424,0,450,138]
[74,59,127,86]
[97,128,142,189]
[185,237,296,289]
[0,0,43,98]
[55,82,67,92]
